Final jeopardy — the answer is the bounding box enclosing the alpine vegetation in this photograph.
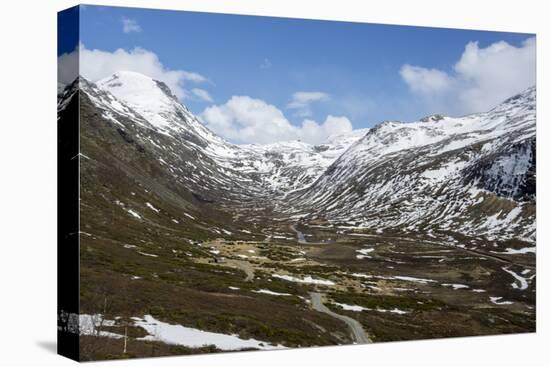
[58,71,535,360]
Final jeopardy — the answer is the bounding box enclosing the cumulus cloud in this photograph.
[57,44,208,99]
[400,65,452,95]
[400,37,536,115]
[122,17,141,33]
[300,116,353,145]
[201,96,352,144]
[287,91,330,117]
[191,88,213,102]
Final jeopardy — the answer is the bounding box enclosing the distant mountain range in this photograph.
[58,70,536,246]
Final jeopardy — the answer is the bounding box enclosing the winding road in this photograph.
[310,292,371,344]
[227,260,255,282]
[290,224,307,244]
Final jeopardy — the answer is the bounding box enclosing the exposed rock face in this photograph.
[465,138,536,201]
[285,87,536,242]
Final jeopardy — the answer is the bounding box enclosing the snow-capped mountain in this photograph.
[72,71,366,197]
[97,72,230,153]
[58,71,368,240]
[58,70,536,245]
[77,74,263,206]
[287,87,536,243]
[243,129,368,193]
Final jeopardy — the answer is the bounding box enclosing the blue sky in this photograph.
[59,4,535,144]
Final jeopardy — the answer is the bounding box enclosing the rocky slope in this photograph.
[287,87,536,244]
[58,72,536,245]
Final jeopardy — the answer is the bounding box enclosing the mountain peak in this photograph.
[96,71,185,130]
[419,114,446,123]
[104,71,178,100]
[98,71,163,96]
[109,70,154,81]
[490,85,536,114]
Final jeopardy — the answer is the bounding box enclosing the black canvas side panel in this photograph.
[57,5,80,362]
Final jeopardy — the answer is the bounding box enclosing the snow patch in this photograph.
[146,202,160,213]
[133,314,285,350]
[441,283,469,290]
[490,297,513,305]
[127,209,141,219]
[253,289,292,296]
[272,274,335,286]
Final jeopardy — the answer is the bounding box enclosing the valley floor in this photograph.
[77,220,536,360]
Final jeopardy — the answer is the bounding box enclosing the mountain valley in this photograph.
[58,71,536,360]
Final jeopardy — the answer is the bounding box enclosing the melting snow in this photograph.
[335,302,368,312]
[253,289,292,296]
[133,315,285,350]
[490,297,513,305]
[146,202,160,213]
[393,276,436,284]
[501,246,536,254]
[334,302,409,314]
[272,274,335,286]
[502,267,530,290]
[351,273,374,279]
[138,251,158,258]
[441,283,469,290]
[422,160,466,181]
[127,209,141,219]
[378,308,409,315]
[356,248,375,259]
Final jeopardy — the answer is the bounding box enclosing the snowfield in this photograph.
[80,313,286,350]
[133,315,286,350]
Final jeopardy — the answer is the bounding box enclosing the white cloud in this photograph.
[191,88,213,102]
[300,116,353,145]
[57,44,208,99]
[57,48,79,86]
[122,17,141,33]
[260,58,272,69]
[400,65,452,95]
[179,71,207,83]
[201,96,352,144]
[400,37,536,115]
[287,91,330,117]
